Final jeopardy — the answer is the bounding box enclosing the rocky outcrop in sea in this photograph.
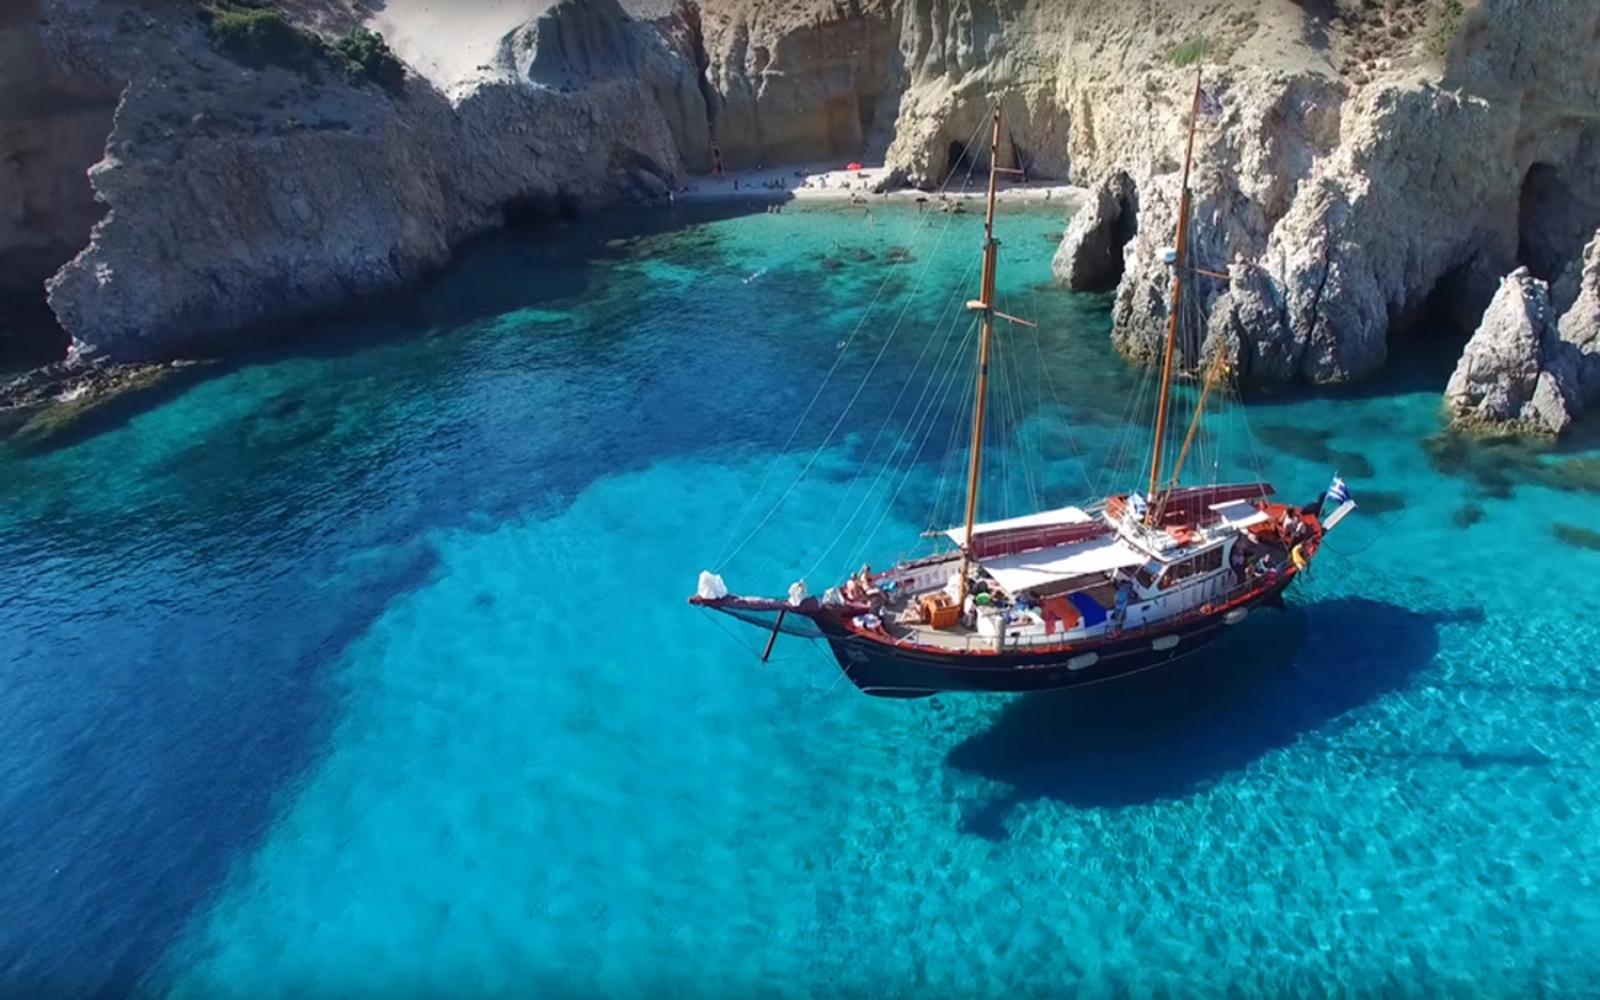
[1443,267,1580,435]
[1444,229,1600,435]
[1053,1,1600,404]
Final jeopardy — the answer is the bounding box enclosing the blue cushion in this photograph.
[1069,592,1108,626]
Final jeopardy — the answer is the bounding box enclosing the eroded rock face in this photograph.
[16,0,1600,379]
[1552,228,1600,400]
[39,0,687,360]
[1052,170,1136,292]
[700,1,899,170]
[0,0,118,337]
[1207,260,1294,381]
[1444,267,1579,435]
[1442,229,1600,437]
[1052,0,1600,389]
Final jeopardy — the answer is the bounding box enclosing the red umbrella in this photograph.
[846,161,863,170]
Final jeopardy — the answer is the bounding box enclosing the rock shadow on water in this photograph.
[945,597,1478,839]
[256,200,759,363]
[1552,522,1600,551]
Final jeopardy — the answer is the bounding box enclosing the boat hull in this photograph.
[816,574,1299,697]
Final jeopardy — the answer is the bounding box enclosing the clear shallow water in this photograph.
[4,202,1600,998]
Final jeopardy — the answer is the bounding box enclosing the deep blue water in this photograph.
[4,201,1600,998]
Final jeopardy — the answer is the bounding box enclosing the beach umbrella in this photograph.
[847,161,862,170]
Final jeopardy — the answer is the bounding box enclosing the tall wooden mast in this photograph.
[957,106,1006,602]
[1144,70,1205,518]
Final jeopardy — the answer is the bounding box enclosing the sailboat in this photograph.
[690,81,1359,698]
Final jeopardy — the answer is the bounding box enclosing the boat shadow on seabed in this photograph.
[945,596,1485,840]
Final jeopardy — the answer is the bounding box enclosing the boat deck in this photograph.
[863,567,1124,653]
[883,617,982,651]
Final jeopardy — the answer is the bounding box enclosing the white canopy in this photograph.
[941,505,1093,546]
[978,536,1146,594]
[1209,499,1269,530]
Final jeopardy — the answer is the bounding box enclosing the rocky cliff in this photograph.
[1051,0,1600,406]
[0,0,118,360]
[1442,266,1578,435]
[12,0,697,362]
[701,0,899,169]
[7,0,1600,415]
[1444,228,1600,435]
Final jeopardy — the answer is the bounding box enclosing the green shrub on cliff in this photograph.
[201,2,405,95]
[203,2,320,72]
[328,28,406,95]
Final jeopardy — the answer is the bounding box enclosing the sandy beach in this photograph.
[672,162,1086,210]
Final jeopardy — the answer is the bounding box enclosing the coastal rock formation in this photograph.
[1205,260,1297,382]
[0,0,118,357]
[8,0,1600,395]
[1052,170,1137,293]
[1443,267,1579,435]
[700,0,899,170]
[34,0,692,360]
[1552,228,1600,400]
[1054,1,1600,392]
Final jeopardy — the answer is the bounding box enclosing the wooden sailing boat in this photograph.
[691,83,1359,697]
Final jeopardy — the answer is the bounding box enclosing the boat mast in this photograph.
[1144,70,1205,521]
[1163,343,1229,494]
[957,105,1006,602]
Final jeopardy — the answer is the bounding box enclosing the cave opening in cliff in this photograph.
[1518,162,1580,282]
[946,141,975,185]
[0,292,70,373]
[503,192,584,227]
[1106,188,1139,288]
[1388,257,1488,386]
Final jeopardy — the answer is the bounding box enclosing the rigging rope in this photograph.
[777,203,985,572]
[927,335,981,537]
[795,208,987,571]
[1321,509,1409,558]
[848,319,979,572]
[805,270,980,579]
[711,113,996,571]
[1020,245,1093,499]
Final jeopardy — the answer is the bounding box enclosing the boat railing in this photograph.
[883,569,1287,654]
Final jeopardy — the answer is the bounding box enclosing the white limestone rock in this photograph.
[1052,169,1137,292]
[1444,267,1579,435]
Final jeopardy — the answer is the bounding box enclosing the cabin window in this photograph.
[1161,547,1223,587]
[1134,563,1160,589]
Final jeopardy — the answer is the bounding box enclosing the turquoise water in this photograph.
[4,201,1600,997]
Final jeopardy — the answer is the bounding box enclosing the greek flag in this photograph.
[1128,491,1148,519]
[1327,475,1350,506]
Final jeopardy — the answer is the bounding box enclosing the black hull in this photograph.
[818,576,1298,697]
